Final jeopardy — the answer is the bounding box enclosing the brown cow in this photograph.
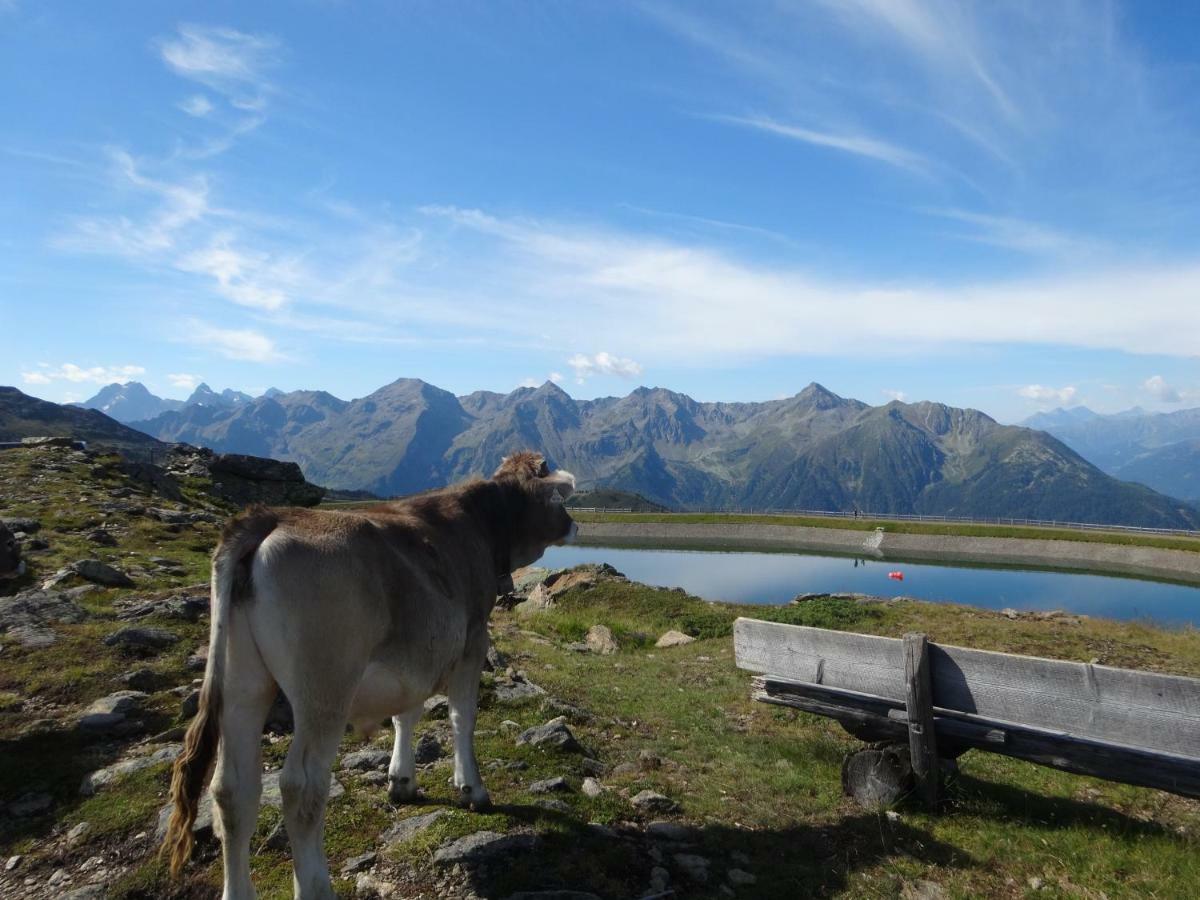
[164,451,577,899]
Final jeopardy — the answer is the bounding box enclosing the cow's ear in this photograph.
[539,469,575,502]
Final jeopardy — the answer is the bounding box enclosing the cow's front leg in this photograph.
[387,706,422,804]
[447,661,489,810]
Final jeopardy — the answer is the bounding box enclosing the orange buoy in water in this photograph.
[888,571,904,581]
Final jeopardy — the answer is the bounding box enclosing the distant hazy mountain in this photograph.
[2,386,163,450]
[129,379,1199,528]
[1021,406,1101,431]
[75,382,184,423]
[1026,406,1200,504]
[185,382,254,409]
[78,381,261,425]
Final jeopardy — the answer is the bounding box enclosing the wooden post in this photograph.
[903,632,939,809]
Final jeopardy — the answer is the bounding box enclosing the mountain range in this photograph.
[0,386,161,451]
[111,378,1198,529]
[1022,405,1200,505]
[75,381,263,424]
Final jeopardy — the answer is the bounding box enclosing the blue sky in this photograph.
[3,1,1200,422]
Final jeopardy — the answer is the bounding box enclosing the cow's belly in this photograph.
[347,661,434,732]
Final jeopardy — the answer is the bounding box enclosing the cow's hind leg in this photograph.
[211,607,277,900]
[280,698,352,900]
[447,658,490,810]
[387,706,422,804]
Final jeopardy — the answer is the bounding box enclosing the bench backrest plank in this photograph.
[733,618,1200,759]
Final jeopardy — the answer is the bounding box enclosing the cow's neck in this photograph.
[460,480,523,578]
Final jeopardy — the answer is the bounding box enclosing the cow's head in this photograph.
[0,522,23,580]
[493,451,578,568]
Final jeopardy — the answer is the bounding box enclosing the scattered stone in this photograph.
[80,744,182,795]
[60,886,106,900]
[77,690,148,733]
[360,771,388,787]
[146,507,190,525]
[493,674,546,703]
[672,853,710,883]
[648,865,670,893]
[85,530,118,547]
[499,720,521,735]
[529,776,571,794]
[118,593,208,622]
[119,668,161,692]
[1,517,40,534]
[902,881,946,900]
[1000,608,1019,620]
[655,630,695,648]
[7,624,57,648]
[380,809,448,846]
[261,820,289,852]
[639,749,663,770]
[66,821,93,847]
[342,749,391,772]
[611,762,639,778]
[631,790,680,814]
[72,559,134,587]
[647,821,691,841]
[355,873,398,899]
[540,697,592,722]
[433,830,537,866]
[423,694,449,716]
[516,717,581,753]
[515,583,556,617]
[181,689,201,719]
[5,855,21,872]
[103,626,179,653]
[535,798,573,814]
[580,757,606,776]
[414,732,444,764]
[581,777,604,798]
[7,791,53,817]
[340,851,377,875]
[485,643,509,671]
[585,624,619,655]
[727,868,757,887]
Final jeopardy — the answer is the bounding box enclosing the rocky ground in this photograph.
[2,444,1200,899]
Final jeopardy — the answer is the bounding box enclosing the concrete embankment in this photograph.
[577,521,1200,585]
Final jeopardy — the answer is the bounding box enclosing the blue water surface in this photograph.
[538,545,1200,627]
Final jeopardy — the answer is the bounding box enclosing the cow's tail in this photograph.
[162,505,279,877]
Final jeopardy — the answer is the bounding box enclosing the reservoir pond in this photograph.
[538,544,1200,627]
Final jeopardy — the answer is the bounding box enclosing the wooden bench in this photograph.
[733,617,1200,808]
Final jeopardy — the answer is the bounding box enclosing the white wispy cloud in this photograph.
[168,373,203,389]
[418,207,1200,361]
[567,352,644,383]
[1018,384,1079,406]
[1143,375,1182,403]
[882,389,908,402]
[813,0,1017,122]
[176,237,292,311]
[56,150,210,257]
[178,94,213,117]
[921,208,1098,258]
[184,321,283,362]
[21,363,145,385]
[157,25,279,104]
[712,114,931,176]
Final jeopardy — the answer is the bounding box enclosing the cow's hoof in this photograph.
[457,784,491,811]
[388,776,419,805]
